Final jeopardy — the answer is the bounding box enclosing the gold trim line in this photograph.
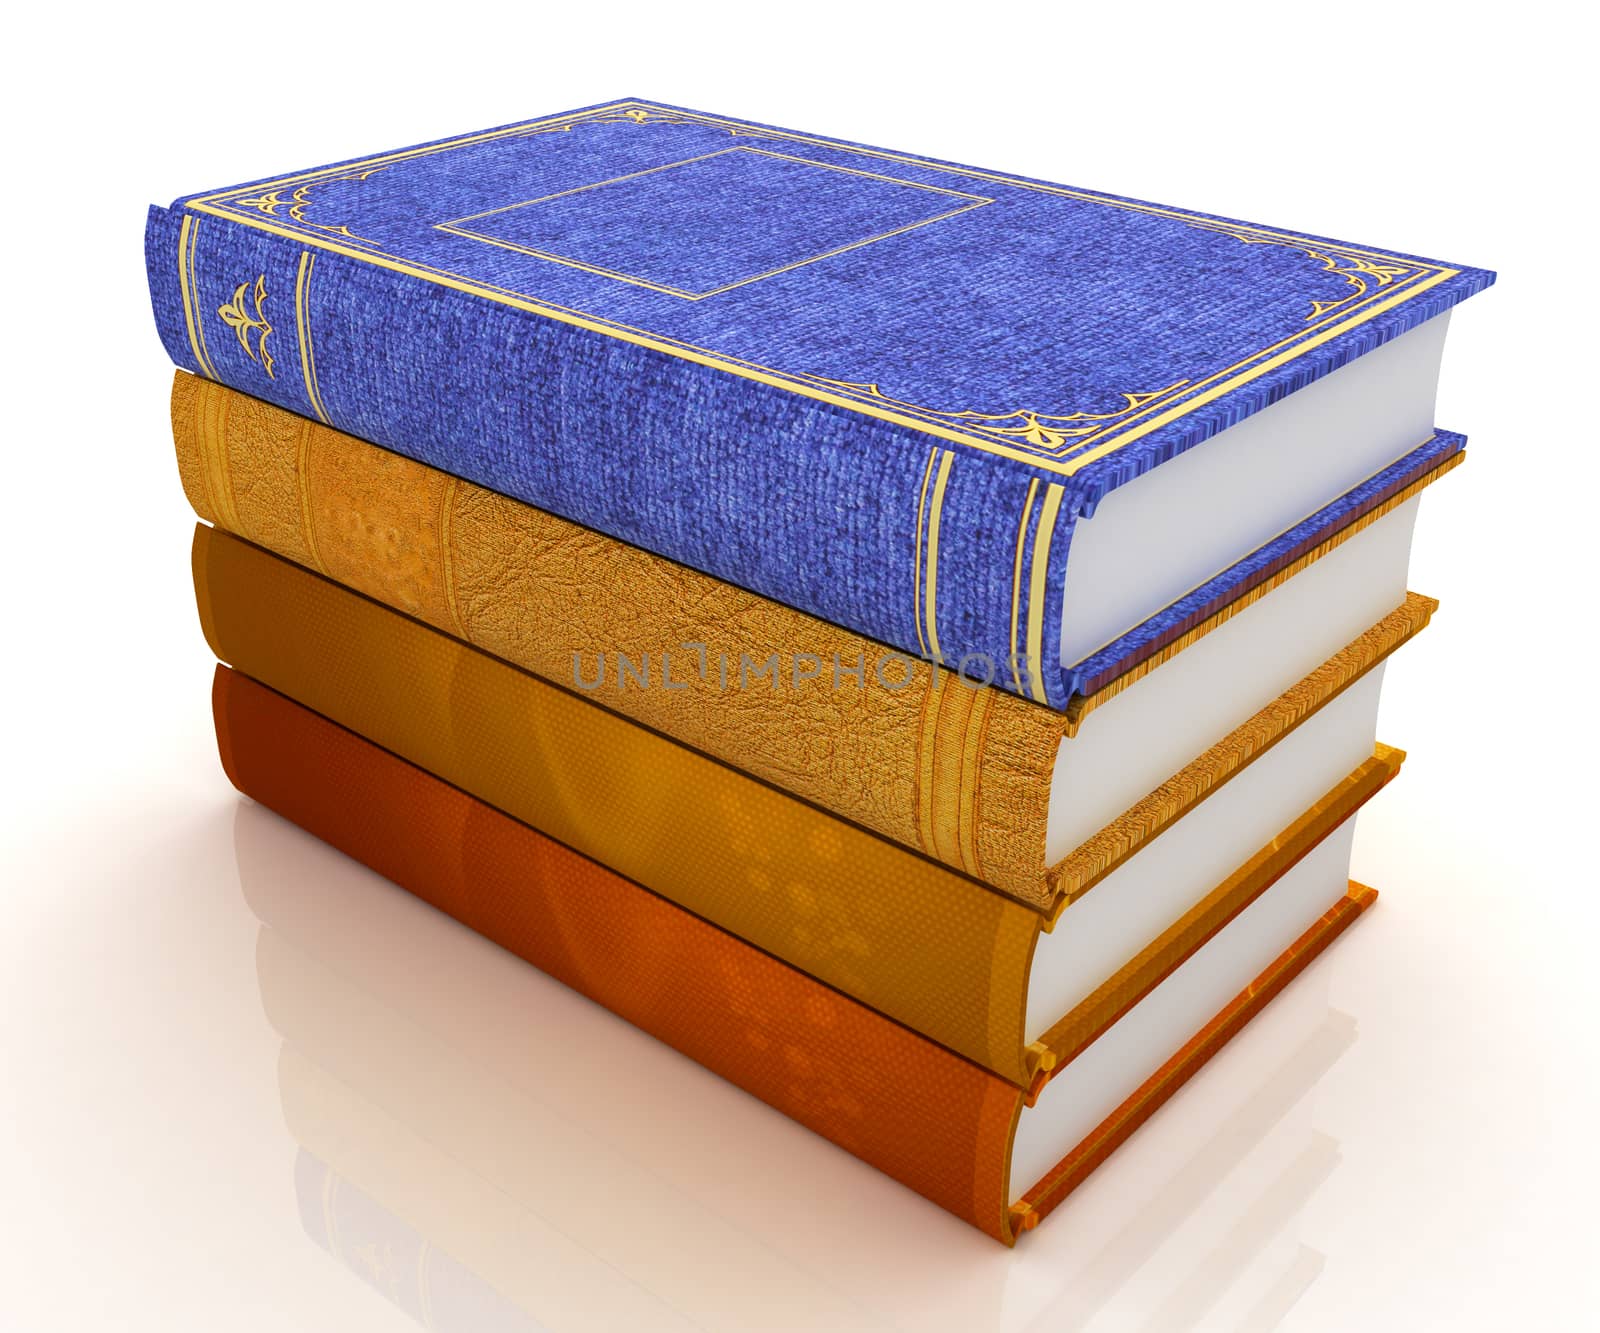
[295,251,332,425]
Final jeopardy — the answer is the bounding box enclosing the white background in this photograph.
[2,4,1593,1330]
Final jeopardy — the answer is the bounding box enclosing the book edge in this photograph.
[1006,881,1379,1241]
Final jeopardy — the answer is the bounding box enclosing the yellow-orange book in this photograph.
[194,523,1405,1087]
[215,665,1377,1244]
[174,373,1449,907]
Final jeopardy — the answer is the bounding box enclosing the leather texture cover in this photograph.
[215,666,1378,1244]
[175,374,1444,900]
[145,97,1493,709]
[195,523,1400,1085]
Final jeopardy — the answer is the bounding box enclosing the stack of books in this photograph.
[144,98,1492,1245]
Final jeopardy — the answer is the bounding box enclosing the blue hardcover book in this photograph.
[145,97,1492,709]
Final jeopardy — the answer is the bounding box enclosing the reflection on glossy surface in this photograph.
[237,799,1356,1333]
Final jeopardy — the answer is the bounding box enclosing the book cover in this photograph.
[214,665,1377,1244]
[194,524,1401,1085]
[145,98,1493,709]
[175,376,1443,898]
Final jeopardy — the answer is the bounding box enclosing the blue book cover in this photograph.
[145,98,1492,709]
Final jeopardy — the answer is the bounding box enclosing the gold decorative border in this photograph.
[294,252,332,425]
[814,377,1192,455]
[217,274,274,379]
[435,146,993,300]
[1021,484,1066,703]
[176,215,219,381]
[1002,478,1067,701]
[236,166,389,247]
[912,671,995,880]
[1007,480,1038,694]
[914,447,956,660]
[184,100,1462,480]
[1188,220,1417,323]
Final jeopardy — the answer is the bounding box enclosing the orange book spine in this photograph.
[213,666,1024,1241]
[213,666,1375,1245]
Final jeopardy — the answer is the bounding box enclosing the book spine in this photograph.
[147,204,1076,708]
[170,372,1064,899]
[214,666,1024,1244]
[192,523,1048,1082]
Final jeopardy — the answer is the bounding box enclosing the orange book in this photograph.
[194,523,1405,1087]
[213,665,1377,1245]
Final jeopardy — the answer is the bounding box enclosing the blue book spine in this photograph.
[147,203,1075,704]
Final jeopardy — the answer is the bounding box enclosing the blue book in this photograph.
[145,97,1492,709]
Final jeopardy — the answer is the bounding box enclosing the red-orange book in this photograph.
[214,666,1377,1245]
